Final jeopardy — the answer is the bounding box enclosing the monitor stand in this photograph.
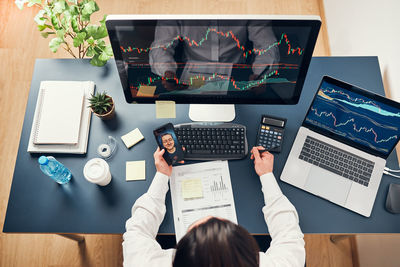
[189,104,235,122]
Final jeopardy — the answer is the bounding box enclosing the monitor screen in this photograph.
[304,76,400,158]
[106,15,321,104]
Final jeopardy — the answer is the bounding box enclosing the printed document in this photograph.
[170,161,237,241]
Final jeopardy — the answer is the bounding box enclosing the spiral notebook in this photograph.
[28,81,95,154]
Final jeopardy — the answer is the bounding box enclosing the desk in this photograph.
[3,57,400,234]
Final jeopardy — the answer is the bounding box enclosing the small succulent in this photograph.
[88,91,113,115]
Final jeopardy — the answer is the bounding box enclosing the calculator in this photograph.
[255,115,287,152]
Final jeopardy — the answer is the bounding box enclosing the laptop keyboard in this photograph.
[299,136,375,187]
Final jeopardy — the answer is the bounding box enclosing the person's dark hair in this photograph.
[161,133,172,139]
[173,217,259,267]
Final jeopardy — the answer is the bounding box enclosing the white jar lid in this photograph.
[83,158,110,184]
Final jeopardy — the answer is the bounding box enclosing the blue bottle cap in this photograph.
[38,156,49,165]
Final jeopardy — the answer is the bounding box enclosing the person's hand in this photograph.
[250,146,274,176]
[154,147,172,176]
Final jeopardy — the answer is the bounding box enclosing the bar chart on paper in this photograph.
[170,161,238,241]
[207,174,229,201]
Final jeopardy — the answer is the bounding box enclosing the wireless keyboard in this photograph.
[174,122,248,160]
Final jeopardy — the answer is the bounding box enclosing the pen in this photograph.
[254,145,279,154]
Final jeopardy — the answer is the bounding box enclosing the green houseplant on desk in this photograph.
[15,0,113,67]
[88,91,115,120]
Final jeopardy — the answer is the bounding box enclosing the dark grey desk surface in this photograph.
[3,57,400,234]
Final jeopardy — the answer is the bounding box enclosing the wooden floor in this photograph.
[0,0,356,266]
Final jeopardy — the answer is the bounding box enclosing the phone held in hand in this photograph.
[153,123,184,165]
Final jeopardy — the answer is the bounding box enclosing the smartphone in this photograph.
[153,123,184,165]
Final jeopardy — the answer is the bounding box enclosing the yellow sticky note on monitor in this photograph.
[126,160,146,181]
[137,85,156,97]
[156,101,176,119]
[121,128,144,148]
[182,178,203,199]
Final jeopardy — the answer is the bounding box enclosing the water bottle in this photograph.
[38,156,72,184]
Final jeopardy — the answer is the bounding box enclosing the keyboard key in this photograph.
[175,123,247,160]
[319,163,342,176]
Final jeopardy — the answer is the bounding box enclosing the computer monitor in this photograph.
[106,15,321,121]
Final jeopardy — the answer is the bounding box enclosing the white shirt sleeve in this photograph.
[123,171,305,267]
[258,172,306,267]
[122,172,175,267]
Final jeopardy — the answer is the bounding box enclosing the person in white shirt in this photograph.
[148,21,280,94]
[123,146,305,267]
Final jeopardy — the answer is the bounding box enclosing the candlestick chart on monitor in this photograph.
[114,24,311,98]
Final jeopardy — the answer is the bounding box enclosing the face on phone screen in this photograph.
[159,132,177,155]
[154,124,184,165]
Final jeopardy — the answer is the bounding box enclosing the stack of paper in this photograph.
[27,81,95,154]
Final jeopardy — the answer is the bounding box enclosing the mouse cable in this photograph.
[384,167,400,173]
[383,170,400,178]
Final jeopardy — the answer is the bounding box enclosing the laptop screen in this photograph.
[304,76,400,158]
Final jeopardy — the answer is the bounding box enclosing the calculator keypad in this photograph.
[257,125,283,151]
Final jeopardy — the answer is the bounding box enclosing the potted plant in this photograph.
[88,91,115,120]
[15,0,113,67]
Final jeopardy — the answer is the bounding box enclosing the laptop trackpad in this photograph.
[305,166,352,205]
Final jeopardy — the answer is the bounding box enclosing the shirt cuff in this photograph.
[147,172,170,201]
[260,172,283,203]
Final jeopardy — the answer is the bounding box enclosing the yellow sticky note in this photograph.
[156,101,176,119]
[137,85,156,97]
[126,160,146,181]
[182,178,203,199]
[121,128,144,148]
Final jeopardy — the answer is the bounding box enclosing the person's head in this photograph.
[173,216,259,267]
[161,133,175,153]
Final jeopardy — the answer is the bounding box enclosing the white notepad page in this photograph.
[33,81,85,144]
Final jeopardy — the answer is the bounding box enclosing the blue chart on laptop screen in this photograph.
[305,80,400,155]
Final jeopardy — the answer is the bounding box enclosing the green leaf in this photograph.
[87,25,107,40]
[62,10,72,25]
[73,32,86,47]
[96,39,105,47]
[69,5,79,16]
[100,14,107,25]
[27,0,41,7]
[85,25,98,37]
[34,10,46,26]
[90,54,107,67]
[53,0,66,14]
[87,38,94,45]
[95,25,108,39]
[71,18,79,32]
[82,1,96,16]
[67,0,77,3]
[41,32,55,38]
[99,51,109,61]
[43,5,53,17]
[104,44,113,56]
[49,37,64,52]
[86,46,95,57]
[81,0,98,22]
[81,14,91,22]
[93,1,99,12]
[56,29,65,39]
[51,15,61,30]
[15,0,28,10]
[37,24,52,31]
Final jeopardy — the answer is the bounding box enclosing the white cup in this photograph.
[83,158,112,186]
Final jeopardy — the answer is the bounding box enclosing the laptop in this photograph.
[281,76,400,217]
